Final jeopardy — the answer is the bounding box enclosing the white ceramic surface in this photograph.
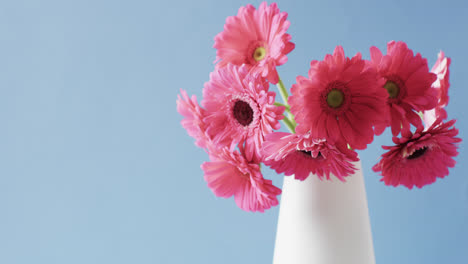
[273,160,375,264]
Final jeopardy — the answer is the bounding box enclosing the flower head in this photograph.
[289,46,387,150]
[263,132,359,181]
[201,146,281,212]
[369,41,438,136]
[424,51,451,127]
[373,119,461,189]
[202,64,284,162]
[176,89,210,149]
[214,2,295,84]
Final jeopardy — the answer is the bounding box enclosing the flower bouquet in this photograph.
[176,2,461,263]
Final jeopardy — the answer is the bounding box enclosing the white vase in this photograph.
[273,160,375,264]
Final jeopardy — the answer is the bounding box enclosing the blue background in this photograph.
[1,0,467,263]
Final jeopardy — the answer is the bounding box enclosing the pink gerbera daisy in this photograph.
[289,46,387,150]
[263,132,359,181]
[373,119,461,189]
[202,64,285,162]
[213,2,295,84]
[201,146,281,212]
[176,89,210,149]
[369,41,438,136]
[424,51,451,127]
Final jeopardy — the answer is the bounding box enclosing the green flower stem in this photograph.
[417,111,424,120]
[274,102,291,112]
[276,78,289,104]
[275,77,297,132]
[282,115,296,133]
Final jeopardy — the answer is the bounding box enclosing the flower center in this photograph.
[233,100,254,126]
[300,150,323,159]
[253,47,266,62]
[326,89,344,108]
[407,147,428,160]
[384,81,400,98]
